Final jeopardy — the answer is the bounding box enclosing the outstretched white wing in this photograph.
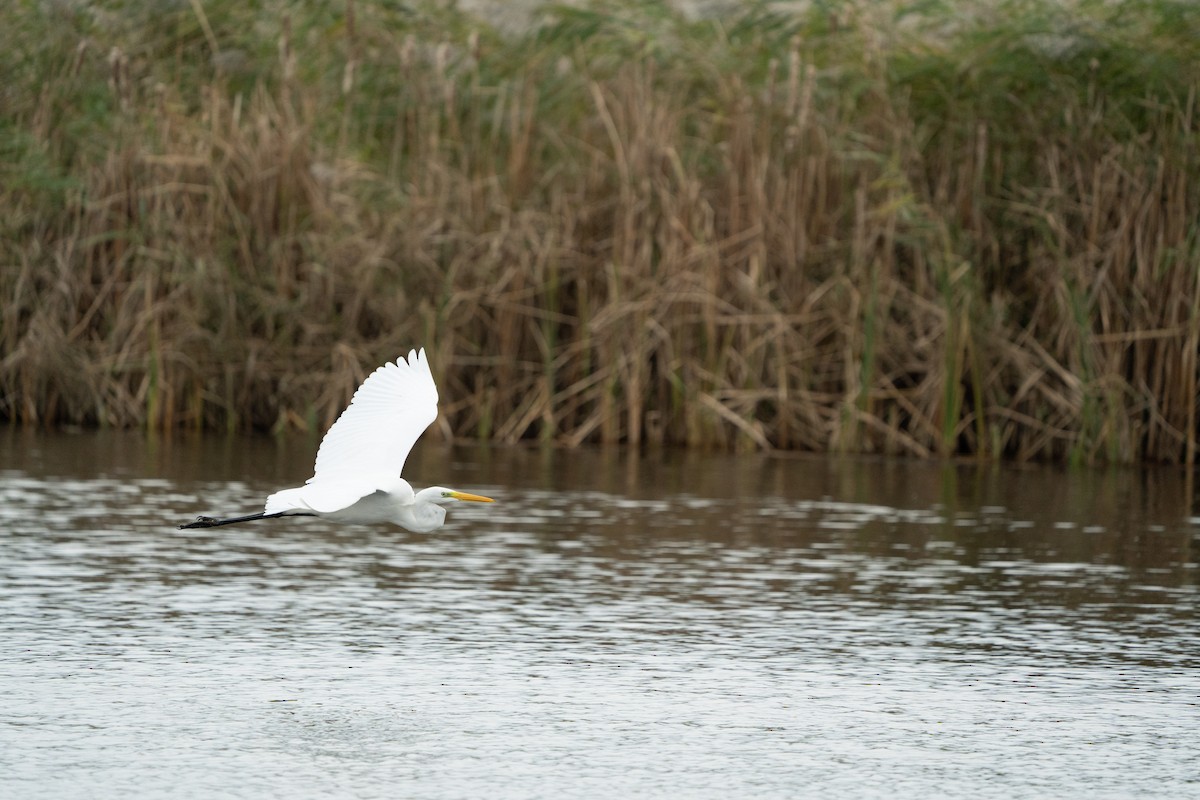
[309,348,439,482]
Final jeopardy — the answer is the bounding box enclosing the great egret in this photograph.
[179,348,494,532]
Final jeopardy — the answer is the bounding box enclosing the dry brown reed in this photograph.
[2,1,1198,463]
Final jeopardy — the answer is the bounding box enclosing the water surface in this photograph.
[1,429,1198,798]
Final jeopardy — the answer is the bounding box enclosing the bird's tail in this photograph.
[264,486,311,516]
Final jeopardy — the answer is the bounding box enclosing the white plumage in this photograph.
[180,348,494,533]
[313,349,439,481]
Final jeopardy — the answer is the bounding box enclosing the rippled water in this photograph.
[1,429,1198,799]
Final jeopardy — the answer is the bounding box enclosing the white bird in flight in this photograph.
[179,348,494,532]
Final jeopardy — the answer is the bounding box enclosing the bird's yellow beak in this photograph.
[447,490,495,503]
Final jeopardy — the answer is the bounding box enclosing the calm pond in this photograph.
[1,428,1197,799]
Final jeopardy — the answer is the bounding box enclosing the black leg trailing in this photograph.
[177,511,314,529]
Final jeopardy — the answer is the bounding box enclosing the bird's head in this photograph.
[416,487,496,506]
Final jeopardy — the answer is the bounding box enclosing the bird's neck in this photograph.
[395,496,447,533]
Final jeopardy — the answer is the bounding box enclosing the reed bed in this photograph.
[2,0,1198,463]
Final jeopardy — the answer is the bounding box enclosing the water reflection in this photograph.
[0,428,1197,799]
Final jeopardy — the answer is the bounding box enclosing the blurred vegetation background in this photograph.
[2,0,1198,463]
